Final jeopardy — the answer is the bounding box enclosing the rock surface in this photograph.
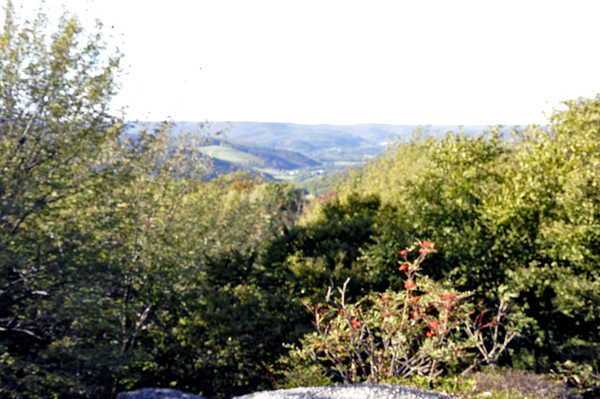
[232,383,452,399]
[116,388,208,399]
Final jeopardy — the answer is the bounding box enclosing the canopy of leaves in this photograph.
[335,98,600,373]
[2,1,600,398]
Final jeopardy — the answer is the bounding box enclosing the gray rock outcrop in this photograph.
[232,383,453,399]
[116,388,208,399]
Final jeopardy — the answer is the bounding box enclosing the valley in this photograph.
[128,121,491,194]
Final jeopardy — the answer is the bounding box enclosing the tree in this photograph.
[0,3,196,397]
[0,0,123,351]
[337,97,600,373]
[0,3,312,397]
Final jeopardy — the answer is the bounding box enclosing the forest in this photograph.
[1,3,599,399]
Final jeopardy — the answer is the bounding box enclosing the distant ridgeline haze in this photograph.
[127,121,491,194]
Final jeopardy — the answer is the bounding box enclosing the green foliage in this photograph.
[552,360,600,397]
[335,97,600,377]
[0,3,128,396]
[0,3,306,397]
[274,241,525,388]
[2,1,599,397]
[296,167,359,196]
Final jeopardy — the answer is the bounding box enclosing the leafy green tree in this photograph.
[0,3,315,397]
[0,0,122,327]
[0,3,128,395]
[335,98,600,374]
[117,176,311,399]
[503,97,600,371]
[0,3,217,396]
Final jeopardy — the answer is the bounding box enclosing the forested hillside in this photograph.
[225,141,321,169]
[128,122,491,164]
[128,122,491,186]
[1,3,599,399]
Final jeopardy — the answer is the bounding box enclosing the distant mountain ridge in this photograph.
[125,121,497,185]
[200,121,490,152]
[131,121,492,162]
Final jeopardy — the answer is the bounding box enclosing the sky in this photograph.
[9,0,600,125]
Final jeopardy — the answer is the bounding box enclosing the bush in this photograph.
[335,97,600,376]
[274,240,526,388]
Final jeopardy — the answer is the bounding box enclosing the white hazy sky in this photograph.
[10,0,600,125]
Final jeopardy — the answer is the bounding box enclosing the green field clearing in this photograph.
[253,168,294,181]
[333,161,363,166]
[199,145,263,165]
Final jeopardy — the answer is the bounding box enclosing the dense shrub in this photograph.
[333,96,600,383]
[273,240,526,387]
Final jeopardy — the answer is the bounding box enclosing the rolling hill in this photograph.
[126,121,495,183]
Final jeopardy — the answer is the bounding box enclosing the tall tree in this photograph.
[339,97,600,372]
[0,0,123,347]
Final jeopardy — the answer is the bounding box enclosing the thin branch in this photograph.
[0,326,44,340]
